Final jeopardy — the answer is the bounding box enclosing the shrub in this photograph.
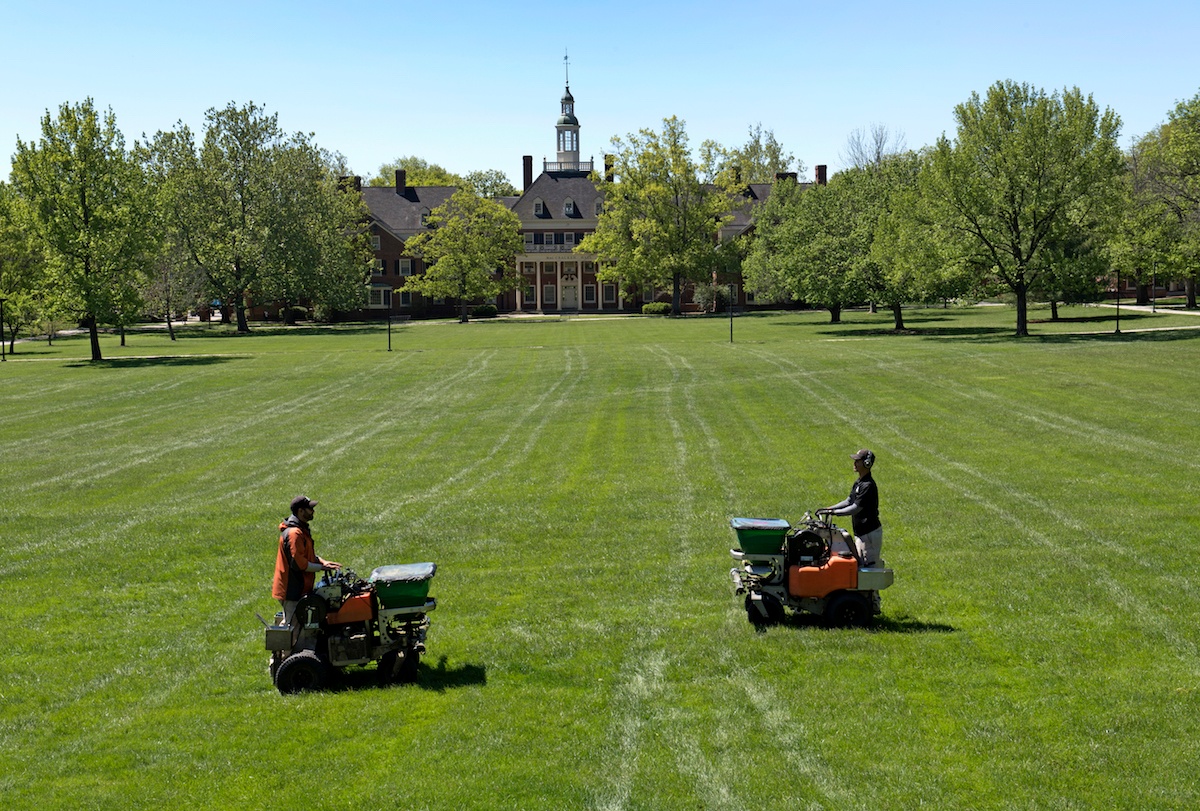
[471,304,499,319]
[642,302,671,316]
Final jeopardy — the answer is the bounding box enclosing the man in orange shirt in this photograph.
[273,495,341,622]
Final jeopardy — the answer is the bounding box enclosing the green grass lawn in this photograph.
[3,304,1199,809]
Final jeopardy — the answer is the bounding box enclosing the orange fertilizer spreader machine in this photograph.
[262,563,436,694]
[729,514,893,627]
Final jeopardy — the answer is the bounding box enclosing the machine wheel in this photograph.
[825,592,872,628]
[399,649,420,683]
[745,593,784,626]
[269,650,284,681]
[274,650,328,694]
[378,649,420,685]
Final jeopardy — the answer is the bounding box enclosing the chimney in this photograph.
[395,169,406,194]
[816,165,827,185]
[774,172,798,183]
[605,154,615,182]
[523,156,533,191]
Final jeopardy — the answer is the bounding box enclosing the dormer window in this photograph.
[534,198,545,216]
[564,198,575,217]
[421,207,432,226]
[595,200,604,216]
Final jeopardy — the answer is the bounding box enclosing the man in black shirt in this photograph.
[817,449,883,567]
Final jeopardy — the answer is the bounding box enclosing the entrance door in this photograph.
[562,284,578,309]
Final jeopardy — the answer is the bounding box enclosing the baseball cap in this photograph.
[851,449,874,465]
[290,495,318,513]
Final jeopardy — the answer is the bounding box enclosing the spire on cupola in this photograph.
[556,50,580,165]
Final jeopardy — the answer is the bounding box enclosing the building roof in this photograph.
[362,185,458,240]
[510,171,603,226]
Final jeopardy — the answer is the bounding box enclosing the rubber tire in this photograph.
[378,649,421,685]
[274,650,328,694]
[745,593,784,626]
[825,592,872,628]
[398,649,420,683]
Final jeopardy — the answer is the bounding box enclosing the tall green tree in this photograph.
[367,156,464,187]
[743,173,864,323]
[580,116,740,315]
[464,169,518,198]
[149,102,371,331]
[701,123,803,184]
[401,188,523,322]
[1132,92,1200,307]
[0,181,48,353]
[925,81,1124,336]
[11,99,155,360]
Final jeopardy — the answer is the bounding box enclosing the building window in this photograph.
[400,291,412,307]
[523,262,536,274]
[379,259,387,276]
[584,284,596,304]
[368,287,391,309]
[544,232,554,246]
[642,287,654,303]
[595,201,603,216]
[371,235,381,250]
[524,233,535,246]
[543,285,557,305]
[399,258,412,276]
[603,284,617,304]
[534,199,545,216]
[524,285,535,306]
[565,232,575,246]
[421,207,431,226]
[564,198,575,217]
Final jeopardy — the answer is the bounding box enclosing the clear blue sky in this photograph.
[3,0,1199,185]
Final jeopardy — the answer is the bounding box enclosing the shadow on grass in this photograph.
[63,355,240,368]
[325,655,487,693]
[165,324,387,338]
[753,611,955,635]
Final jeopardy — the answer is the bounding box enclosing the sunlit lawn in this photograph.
[2,303,1198,809]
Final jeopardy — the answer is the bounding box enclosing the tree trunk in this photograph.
[1050,300,1059,321]
[828,305,841,324]
[891,302,905,330]
[460,300,469,323]
[166,312,175,341]
[120,324,126,346]
[1187,277,1197,309]
[1136,283,1150,306]
[1014,282,1029,337]
[87,315,103,361]
[671,273,683,316]
[236,304,249,333]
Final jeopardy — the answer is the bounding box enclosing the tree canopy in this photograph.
[925,80,1124,335]
[11,99,156,360]
[701,123,803,184]
[401,188,524,321]
[367,157,518,198]
[147,102,372,331]
[580,116,740,315]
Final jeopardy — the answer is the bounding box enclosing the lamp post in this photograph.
[0,296,7,362]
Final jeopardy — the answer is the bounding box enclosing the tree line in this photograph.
[5,81,1200,360]
[589,81,1200,336]
[0,100,387,360]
